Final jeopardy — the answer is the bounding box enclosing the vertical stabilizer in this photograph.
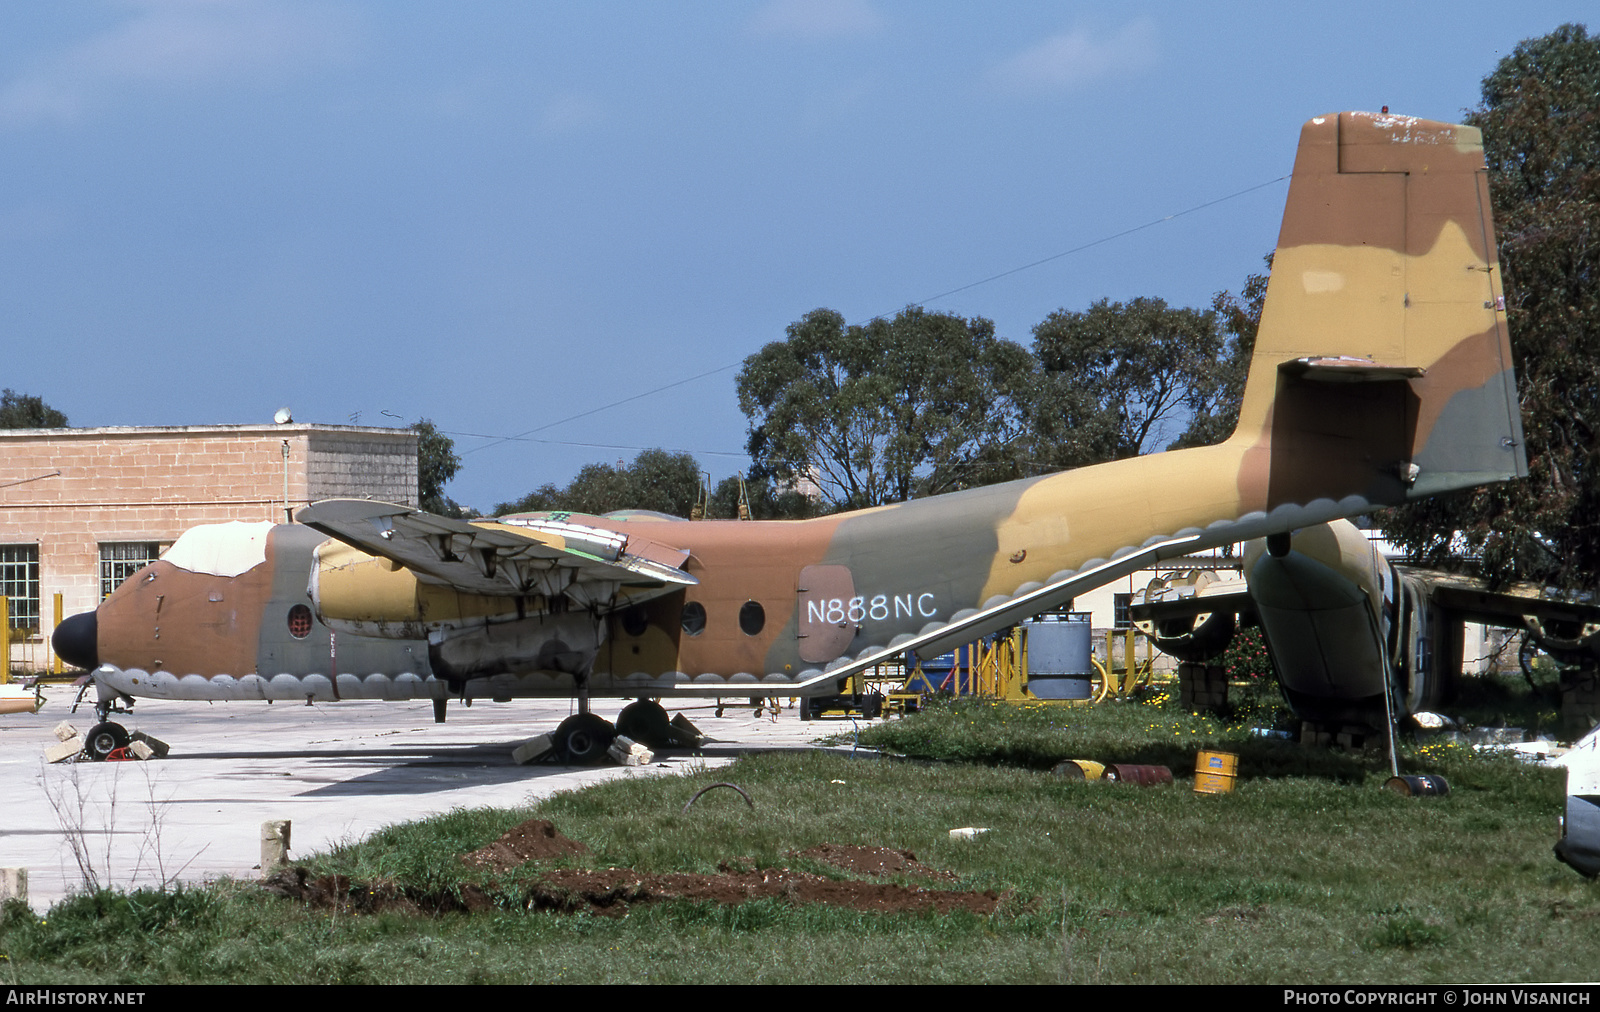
[1233,113,1526,508]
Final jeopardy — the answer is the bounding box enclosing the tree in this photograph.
[738,306,1033,511]
[709,473,821,521]
[1028,297,1224,463]
[0,389,67,428]
[1381,25,1600,587]
[1172,255,1270,449]
[410,419,464,516]
[494,448,702,517]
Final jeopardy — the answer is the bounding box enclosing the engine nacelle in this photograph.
[309,539,534,639]
[1134,570,1239,662]
[1243,521,1392,724]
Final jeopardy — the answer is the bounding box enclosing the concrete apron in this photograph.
[0,685,857,912]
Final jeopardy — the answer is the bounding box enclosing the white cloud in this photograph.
[0,0,356,126]
[989,18,1158,94]
[748,0,885,42]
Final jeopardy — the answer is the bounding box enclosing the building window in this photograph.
[100,543,161,600]
[0,545,40,633]
[1113,593,1133,629]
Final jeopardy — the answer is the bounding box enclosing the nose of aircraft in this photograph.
[52,610,99,670]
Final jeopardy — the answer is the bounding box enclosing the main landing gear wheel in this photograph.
[616,699,673,749]
[84,721,130,762]
[554,713,616,765]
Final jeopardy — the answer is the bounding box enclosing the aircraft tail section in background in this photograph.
[1232,112,1526,508]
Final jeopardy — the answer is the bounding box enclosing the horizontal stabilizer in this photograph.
[1278,357,1426,383]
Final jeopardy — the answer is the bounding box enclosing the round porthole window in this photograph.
[680,600,706,636]
[739,600,765,636]
[621,606,649,637]
[287,604,314,639]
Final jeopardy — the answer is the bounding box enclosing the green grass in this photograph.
[3,680,1596,984]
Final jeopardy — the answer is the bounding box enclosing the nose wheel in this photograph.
[84,721,130,762]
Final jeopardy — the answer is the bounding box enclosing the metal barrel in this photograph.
[1051,759,1105,781]
[1024,612,1094,700]
[1104,764,1172,786]
[1193,750,1239,795]
[1384,774,1451,797]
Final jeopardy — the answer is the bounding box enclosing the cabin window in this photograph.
[739,600,765,636]
[680,600,706,636]
[287,604,314,639]
[99,542,161,600]
[620,605,649,637]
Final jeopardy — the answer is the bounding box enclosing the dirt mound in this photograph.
[266,823,1002,917]
[461,819,589,872]
[263,868,494,916]
[793,843,953,881]
[520,867,999,916]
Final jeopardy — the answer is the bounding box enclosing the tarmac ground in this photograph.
[0,683,862,912]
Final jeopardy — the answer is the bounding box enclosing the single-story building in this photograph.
[1,423,417,673]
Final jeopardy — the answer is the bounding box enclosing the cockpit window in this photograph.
[162,521,273,577]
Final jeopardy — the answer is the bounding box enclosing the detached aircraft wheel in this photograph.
[555,713,616,765]
[84,721,130,762]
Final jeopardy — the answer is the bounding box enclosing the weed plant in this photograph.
[3,677,1596,984]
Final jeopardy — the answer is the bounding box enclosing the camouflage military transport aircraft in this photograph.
[53,112,1526,765]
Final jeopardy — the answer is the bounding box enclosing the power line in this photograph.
[457,173,1290,456]
[892,174,1291,315]
[446,430,745,457]
[460,362,739,456]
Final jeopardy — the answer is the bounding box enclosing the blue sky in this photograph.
[1,2,1588,512]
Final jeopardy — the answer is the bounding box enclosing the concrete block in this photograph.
[670,712,706,746]
[52,721,79,742]
[128,740,155,760]
[512,734,554,765]
[45,738,83,763]
[607,735,654,766]
[130,730,169,757]
[0,868,26,906]
[260,820,291,875]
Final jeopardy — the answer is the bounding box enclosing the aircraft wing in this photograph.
[1411,574,1600,630]
[297,499,696,607]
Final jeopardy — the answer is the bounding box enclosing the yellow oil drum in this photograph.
[1051,759,1105,781]
[1193,750,1238,794]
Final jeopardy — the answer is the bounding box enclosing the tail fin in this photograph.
[1233,112,1526,508]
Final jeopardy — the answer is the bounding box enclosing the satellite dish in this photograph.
[273,407,293,425]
